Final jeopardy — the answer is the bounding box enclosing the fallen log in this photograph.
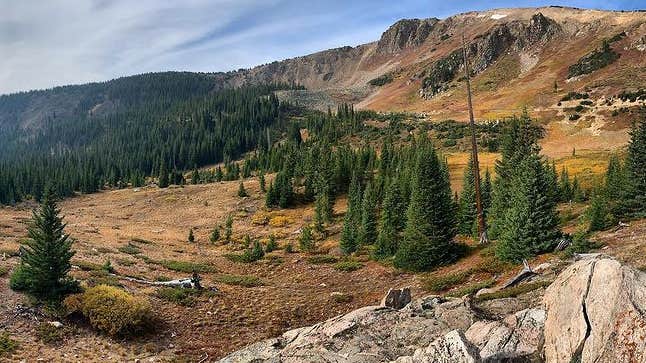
[554,238,570,252]
[112,272,205,289]
[501,259,534,289]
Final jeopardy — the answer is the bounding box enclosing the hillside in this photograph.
[1,7,643,157]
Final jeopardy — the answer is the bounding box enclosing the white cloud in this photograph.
[0,0,434,94]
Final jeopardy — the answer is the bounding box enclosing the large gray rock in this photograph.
[220,298,476,363]
[393,330,480,363]
[544,256,646,363]
[381,287,412,309]
[466,308,545,362]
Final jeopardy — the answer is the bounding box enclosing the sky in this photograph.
[0,0,642,95]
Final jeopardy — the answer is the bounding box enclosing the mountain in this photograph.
[0,6,644,168]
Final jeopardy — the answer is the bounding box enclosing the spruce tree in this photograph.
[458,155,477,236]
[299,225,315,252]
[210,227,220,243]
[10,187,77,301]
[224,215,233,243]
[158,161,169,188]
[625,113,646,216]
[373,179,405,259]
[495,155,561,262]
[340,174,362,254]
[489,112,543,238]
[394,141,456,271]
[258,170,266,193]
[237,180,248,198]
[359,181,378,245]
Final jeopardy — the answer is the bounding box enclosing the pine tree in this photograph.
[359,181,378,245]
[299,225,315,252]
[209,227,220,243]
[188,228,195,243]
[489,112,543,238]
[224,215,233,243]
[191,168,200,184]
[394,141,456,271]
[625,113,646,216]
[10,187,77,301]
[265,234,278,252]
[340,174,362,254]
[237,180,248,197]
[495,155,561,262]
[587,191,612,232]
[158,161,169,188]
[258,170,266,193]
[373,179,405,259]
[458,154,477,236]
[559,167,572,202]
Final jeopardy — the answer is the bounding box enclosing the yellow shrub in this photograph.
[251,212,269,225]
[269,215,292,227]
[65,285,152,336]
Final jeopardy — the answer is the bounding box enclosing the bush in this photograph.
[285,243,295,253]
[299,226,315,252]
[65,285,153,336]
[0,266,8,277]
[307,255,339,264]
[118,243,141,255]
[422,270,470,292]
[36,323,64,344]
[157,260,215,273]
[265,235,278,252]
[157,287,199,306]
[474,280,552,302]
[0,331,18,357]
[334,260,363,272]
[215,274,263,287]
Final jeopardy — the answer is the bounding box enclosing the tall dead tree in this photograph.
[461,34,489,244]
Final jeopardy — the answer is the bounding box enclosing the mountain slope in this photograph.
[1,7,644,155]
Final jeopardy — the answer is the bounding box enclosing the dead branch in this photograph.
[501,259,535,289]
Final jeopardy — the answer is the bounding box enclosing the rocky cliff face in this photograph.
[219,255,646,362]
[376,18,440,54]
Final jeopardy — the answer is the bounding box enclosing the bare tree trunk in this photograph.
[462,33,489,244]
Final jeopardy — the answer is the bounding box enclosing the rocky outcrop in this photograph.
[219,294,545,362]
[376,18,439,54]
[221,255,646,363]
[543,255,646,363]
[419,13,561,99]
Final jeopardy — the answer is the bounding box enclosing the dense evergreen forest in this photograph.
[0,76,302,203]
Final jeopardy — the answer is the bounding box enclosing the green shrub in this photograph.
[0,331,18,357]
[118,243,141,255]
[131,237,153,245]
[215,274,263,287]
[157,287,199,306]
[331,292,353,303]
[0,266,8,277]
[157,260,216,273]
[75,260,103,271]
[422,270,470,292]
[307,255,339,264]
[334,260,363,272]
[64,285,153,336]
[36,322,64,344]
[474,280,552,302]
[265,235,278,252]
[285,243,295,253]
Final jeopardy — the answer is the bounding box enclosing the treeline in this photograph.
[0,83,299,204]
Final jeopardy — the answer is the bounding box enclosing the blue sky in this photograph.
[0,0,642,94]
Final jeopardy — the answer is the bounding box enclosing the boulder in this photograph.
[544,256,646,363]
[220,298,476,362]
[466,308,545,361]
[381,287,412,309]
[393,330,480,363]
